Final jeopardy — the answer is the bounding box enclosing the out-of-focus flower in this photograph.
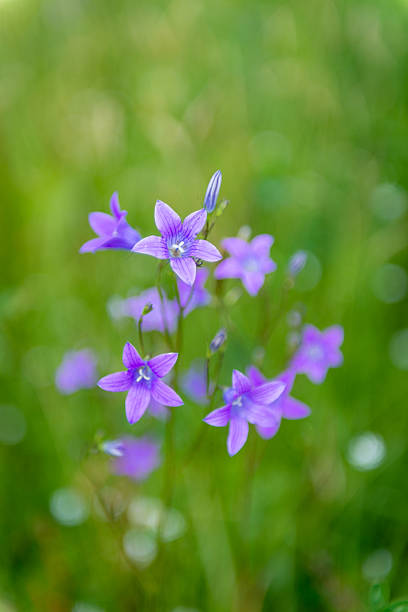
[132,201,222,285]
[97,343,183,424]
[209,328,227,354]
[113,436,160,481]
[203,369,285,456]
[291,324,344,383]
[181,361,212,404]
[203,170,222,213]
[288,250,307,277]
[247,366,310,439]
[101,439,125,457]
[115,288,179,334]
[215,234,276,296]
[177,268,211,316]
[80,192,141,253]
[55,349,97,394]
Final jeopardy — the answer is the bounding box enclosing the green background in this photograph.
[1,0,408,610]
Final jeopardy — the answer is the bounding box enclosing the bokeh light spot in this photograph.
[50,488,89,526]
[347,432,385,471]
[389,329,408,370]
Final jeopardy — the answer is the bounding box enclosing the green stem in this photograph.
[138,316,145,356]
[156,261,174,351]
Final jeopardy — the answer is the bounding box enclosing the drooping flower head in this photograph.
[112,436,161,481]
[291,324,344,384]
[215,234,277,296]
[247,366,311,439]
[113,288,179,334]
[80,192,141,253]
[177,268,211,316]
[203,170,222,213]
[55,349,98,394]
[97,343,183,424]
[203,369,285,456]
[132,201,222,286]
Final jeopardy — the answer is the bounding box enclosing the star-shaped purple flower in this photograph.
[203,369,286,456]
[177,268,211,316]
[117,288,179,334]
[112,436,161,481]
[214,234,277,296]
[132,201,222,286]
[247,366,311,439]
[55,349,98,394]
[80,192,141,253]
[291,324,344,384]
[97,343,183,424]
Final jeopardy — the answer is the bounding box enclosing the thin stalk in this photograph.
[156,261,174,351]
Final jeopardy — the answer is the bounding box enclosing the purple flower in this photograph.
[177,268,211,316]
[203,369,286,456]
[55,349,98,394]
[214,234,277,296]
[181,361,212,405]
[288,251,307,277]
[203,170,222,213]
[132,201,222,286]
[247,366,311,439]
[291,324,344,384]
[116,288,179,334]
[97,343,183,424]
[113,436,160,481]
[80,192,141,253]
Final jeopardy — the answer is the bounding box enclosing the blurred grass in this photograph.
[1,0,408,610]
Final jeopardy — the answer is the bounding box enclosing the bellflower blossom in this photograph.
[55,349,98,394]
[132,200,222,285]
[203,369,286,456]
[177,268,211,316]
[80,192,141,253]
[113,436,161,481]
[247,366,311,439]
[291,324,344,383]
[97,343,183,424]
[116,288,179,334]
[203,170,222,213]
[215,234,277,296]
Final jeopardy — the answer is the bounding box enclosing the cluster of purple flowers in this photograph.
[57,170,344,476]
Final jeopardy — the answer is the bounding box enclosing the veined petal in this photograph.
[126,384,150,424]
[192,239,222,262]
[170,257,196,286]
[246,365,266,386]
[249,381,285,405]
[98,371,131,392]
[110,192,123,219]
[79,237,108,253]
[148,352,178,377]
[123,342,144,369]
[214,257,242,279]
[151,379,183,407]
[132,235,168,259]
[222,237,249,257]
[250,234,274,256]
[246,404,279,426]
[282,396,311,420]
[89,212,116,236]
[227,417,249,456]
[154,200,182,238]
[232,369,251,394]
[183,209,207,237]
[203,405,231,427]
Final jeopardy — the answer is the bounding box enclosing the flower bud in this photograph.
[209,328,227,354]
[288,251,307,277]
[203,170,222,213]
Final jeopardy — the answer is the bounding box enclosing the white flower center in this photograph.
[169,241,185,258]
[307,345,324,361]
[232,396,243,407]
[136,366,151,383]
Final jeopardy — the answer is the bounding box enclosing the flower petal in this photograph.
[222,237,249,257]
[132,235,168,259]
[256,416,281,440]
[89,212,116,236]
[183,209,207,237]
[282,396,311,420]
[249,381,285,405]
[203,405,231,427]
[232,369,251,394]
[246,365,266,386]
[125,384,150,424]
[148,352,178,377]
[170,257,196,286]
[246,404,280,426]
[110,192,123,219]
[98,371,132,392]
[324,325,344,349]
[214,257,242,279]
[242,271,265,296]
[123,342,144,369]
[151,379,183,407]
[79,237,108,253]
[148,399,170,421]
[250,234,274,256]
[154,200,182,238]
[192,239,222,262]
[227,417,249,456]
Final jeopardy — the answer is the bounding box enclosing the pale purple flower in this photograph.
[113,436,160,481]
[291,324,344,384]
[177,268,211,316]
[132,201,222,286]
[203,369,285,456]
[215,234,277,296]
[98,343,183,424]
[203,170,222,213]
[55,349,97,394]
[116,288,179,334]
[288,251,307,277]
[247,366,311,439]
[181,361,212,405]
[80,192,141,253]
